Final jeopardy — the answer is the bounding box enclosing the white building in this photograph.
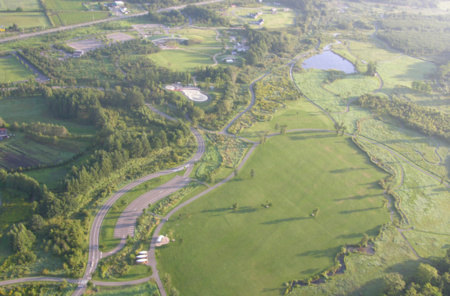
[114,1,124,6]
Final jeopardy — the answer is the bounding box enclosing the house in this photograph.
[283,8,290,11]
[257,0,262,3]
[0,128,9,140]
[248,13,258,19]
[73,50,84,58]
[231,4,236,8]
[226,59,234,63]
[271,8,278,14]
[257,18,264,25]
[114,1,124,6]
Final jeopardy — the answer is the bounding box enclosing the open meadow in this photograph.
[158,131,389,296]
[0,56,34,82]
[147,50,214,72]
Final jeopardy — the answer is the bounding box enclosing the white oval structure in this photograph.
[138,251,148,255]
[136,259,148,264]
[182,89,209,102]
[136,254,147,259]
[165,85,176,90]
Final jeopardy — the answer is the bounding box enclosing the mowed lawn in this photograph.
[0,12,50,28]
[147,50,214,72]
[158,131,390,296]
[0,56,34,83]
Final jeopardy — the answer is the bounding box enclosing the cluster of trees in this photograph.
[377,14,450,55]
[147,9,185,26]
[23,122,70,137]
[0,282,71,295]
[182,5,230,27]
[242,27,299,65]
[7,224,37,263]
[357,94,450,143]
[411,81,432,93]
[383,250,450,296]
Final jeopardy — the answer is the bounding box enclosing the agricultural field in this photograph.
[0,0,41,11]
[147,50,214,72]
[51,11,110,26]
[0,96,95,169]
[158,131,390,296]
[0,12,50,28]
[0,56,34,83]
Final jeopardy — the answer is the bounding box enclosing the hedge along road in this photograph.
[0,0,226,44]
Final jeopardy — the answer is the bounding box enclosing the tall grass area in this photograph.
[158,131,389,296]
[99,171,183,252]
[0,56,34,83]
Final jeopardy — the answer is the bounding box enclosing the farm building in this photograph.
[256,18,264,25]
[73,50,84,58]
[0,128,9,139]
[114,1,124,6]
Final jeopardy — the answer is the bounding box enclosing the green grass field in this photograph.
[174,28,222,48]
[0,0,41,11]
[0,12,50,28]
[227,6,295,28]
[0,56,34,82]
[100,172,183,252]
[85,282,158,295]
[158,131,389,296]
[147,50,214,72]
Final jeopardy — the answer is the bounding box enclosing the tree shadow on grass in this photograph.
[334,193,383,202]
[289,134,335,141]
[339,207,380,214]
[235,206,258,214]
[201,207,230,213]
[262,216,311,225]
[329,167,368,174]
[297,246,340,258]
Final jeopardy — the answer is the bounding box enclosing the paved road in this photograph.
[0,0,225,44]
[114,175,191,239]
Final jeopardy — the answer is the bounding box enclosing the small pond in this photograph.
[302,50,357,74]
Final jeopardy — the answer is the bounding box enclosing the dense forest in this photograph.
[357,94,450,143]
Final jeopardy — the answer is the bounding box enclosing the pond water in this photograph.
[302,50,357,74]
